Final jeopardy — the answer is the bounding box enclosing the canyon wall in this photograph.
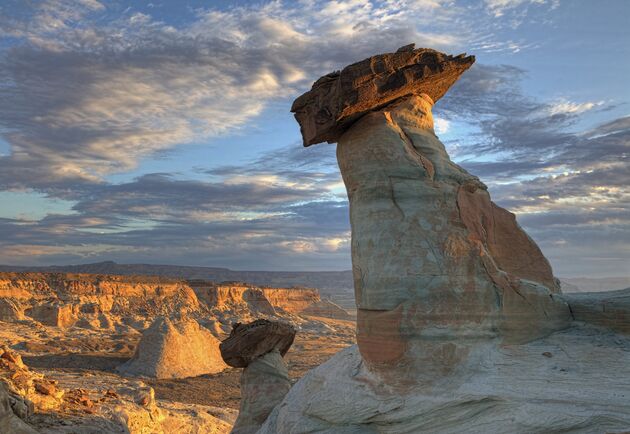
[0,273,350,328]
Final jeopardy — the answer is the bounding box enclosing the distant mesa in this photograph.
[291,43,474,146]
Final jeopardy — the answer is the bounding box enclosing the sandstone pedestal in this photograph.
[220,320,295,434]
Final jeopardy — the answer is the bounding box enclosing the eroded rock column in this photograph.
[292,44,571,386]
[220,319,295,434]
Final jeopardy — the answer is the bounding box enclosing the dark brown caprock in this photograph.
[291,44,475,146]
[219,319,296,368]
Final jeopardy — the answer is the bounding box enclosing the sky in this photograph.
[0,0,628,277]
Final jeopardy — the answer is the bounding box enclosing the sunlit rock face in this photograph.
[259,45,630,433]
[117,316,227,379]
[337,93,570,384]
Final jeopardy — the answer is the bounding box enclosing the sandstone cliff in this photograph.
[0,273,352,331]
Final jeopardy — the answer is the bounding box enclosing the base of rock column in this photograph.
[232,350,291,434]
[260,325,630,434]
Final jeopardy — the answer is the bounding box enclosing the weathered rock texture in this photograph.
[291,44,474,146]
[0,382,37,434]
[261,328,630,433]
[118,317,227,379]
[231,351,291,434]
[337,93,570,378]
[220,319,296,368]
[258,46,630,433]
[0,299,25,322]
[1,345,65,410]
[562,288,630,334]
[0,273,348,333]
[221,320,295,434]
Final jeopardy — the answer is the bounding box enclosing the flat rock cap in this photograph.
[219,319,296,368]
[291,44,474,146]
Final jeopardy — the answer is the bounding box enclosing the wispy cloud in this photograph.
[484,0,558,17]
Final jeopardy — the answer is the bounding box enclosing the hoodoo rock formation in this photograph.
[257,45,630,433]
[221,320,295,434]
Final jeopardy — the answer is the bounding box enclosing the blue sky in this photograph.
[0,0,628,277]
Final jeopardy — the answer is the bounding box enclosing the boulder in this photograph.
[291,44,474,146]
[117,317,227,379]
[219,319,296,368]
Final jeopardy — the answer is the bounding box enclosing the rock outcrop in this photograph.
[118,317,227,379]
[0,299,25,322]
[258,45,630,433]
[189,281,330,317]
[221,320,295,434]
[232,351,291,434]
[25,303,78,328]
[0,273,346,334]
[0,382,37,434]
[1,345,64,428]
[0,273,201,330]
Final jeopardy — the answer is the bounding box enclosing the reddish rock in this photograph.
[456,183,559,292]
[219,319,296,368]
[34,381,56,396]
[291,44,474,146]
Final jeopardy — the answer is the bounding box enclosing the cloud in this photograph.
[0,0,473,193]
[0,0,626,277]
[0,0,558,194]
[546,100,604,117]
[484,0,558,17]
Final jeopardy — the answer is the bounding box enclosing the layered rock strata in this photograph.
[562,288,630,334]
[0,273,349,330]
[221,320,295,434]
[258,45,630,432]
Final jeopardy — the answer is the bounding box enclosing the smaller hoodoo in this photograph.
[220,319,295,434]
